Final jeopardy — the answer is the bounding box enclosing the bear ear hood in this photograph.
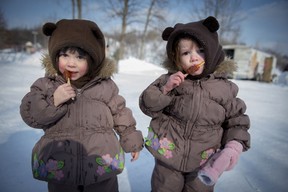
[42,22,57,36]
[162,16,225,79]
[162,27,174,41]
[202,16,219,33]
[162,16,219,41]
[42,19,106,79]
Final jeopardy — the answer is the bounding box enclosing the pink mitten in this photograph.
[198,141,243,186]
[224,140,243,170]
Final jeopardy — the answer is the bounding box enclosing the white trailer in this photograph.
[223,45,277,82]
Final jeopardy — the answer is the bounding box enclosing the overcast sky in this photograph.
[1,0,288,55]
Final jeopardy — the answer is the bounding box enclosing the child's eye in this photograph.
[59,53,68,57]
[182,51,190,56]
[198,48,204,53]
[77,55,86,60]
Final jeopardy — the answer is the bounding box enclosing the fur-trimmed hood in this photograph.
[162,57,236,78]
[41,53,117,79]
[42,19,106,75]
[162,16,225,79]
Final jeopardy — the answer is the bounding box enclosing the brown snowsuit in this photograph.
[139,16,250,192]
[20,55,143,186]
[20,19,143,189]
[140,60,250,171]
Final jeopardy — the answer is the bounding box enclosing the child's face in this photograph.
[58,49,88,81]
[177,39,205,76]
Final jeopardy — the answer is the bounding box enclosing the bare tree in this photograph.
[139,0,167,59]
[105,0,142,62]
[189,0,244,44]
[0,10,7,49]
[77,0,82,19]
[71,0,75,19]
[71,0,82,19]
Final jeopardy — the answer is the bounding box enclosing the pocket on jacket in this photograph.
[82,134,125,185]
[145,126,176,160]
[31,138,78,185]
[145,123,186,172]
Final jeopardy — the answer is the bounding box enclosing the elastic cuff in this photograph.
[197,167,219,186]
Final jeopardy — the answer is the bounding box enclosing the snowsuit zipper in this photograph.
[73,89,84,185]
[72,80,102,184]
[187,80,202,138]
[180,80,202,171]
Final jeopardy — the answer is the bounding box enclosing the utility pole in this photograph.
[32,31,38,50]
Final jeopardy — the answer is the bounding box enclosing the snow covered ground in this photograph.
[0,52,287,192]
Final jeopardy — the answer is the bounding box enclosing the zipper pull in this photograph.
[76,89,82,97]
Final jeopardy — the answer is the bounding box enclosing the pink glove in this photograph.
[198,140,243,186]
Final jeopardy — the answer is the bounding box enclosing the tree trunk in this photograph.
[77,0,82,19]
[139,0,156,60]
[117,0,129,61]
[71,0,75,19]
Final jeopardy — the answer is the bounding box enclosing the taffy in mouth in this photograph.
[64,70,71,85]
[186,61,205,74]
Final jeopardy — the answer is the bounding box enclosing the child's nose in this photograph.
[67,57,76,67]
[190,51,199,61]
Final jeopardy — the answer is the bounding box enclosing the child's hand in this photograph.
[53,83,76,106]
[197,141,243,186]
[161,71,188,94]
[130,152,140,162]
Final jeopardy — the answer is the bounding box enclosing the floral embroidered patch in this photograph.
[32,153,64,181]
[95,148,125,176]
[200,148,216,166]
[145,127,175,159]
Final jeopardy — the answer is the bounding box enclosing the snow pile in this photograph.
[21,51,44,66]
[118,57,166,75]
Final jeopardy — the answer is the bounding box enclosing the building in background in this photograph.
[223,45,277,82]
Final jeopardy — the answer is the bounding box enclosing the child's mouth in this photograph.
[186,61,205,74]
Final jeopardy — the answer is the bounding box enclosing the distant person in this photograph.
[139,16,250,192]
[20,19,143,192]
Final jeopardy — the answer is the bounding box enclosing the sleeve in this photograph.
[107,80,144,153]
[19,78,67,129]
[221,81,251,151]
[139,74,173,117]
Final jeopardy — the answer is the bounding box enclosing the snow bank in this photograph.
[21,52,44,66]
[118,57,166,75]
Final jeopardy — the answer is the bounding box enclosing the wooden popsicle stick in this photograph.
[64,70,74,100]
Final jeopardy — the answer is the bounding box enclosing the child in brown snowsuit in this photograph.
[20,19,144,192]
[139,16,250,192]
